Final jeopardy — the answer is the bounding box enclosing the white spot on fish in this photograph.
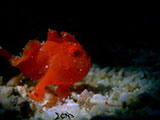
[40,48,43,51]
[74,43,77,46]
[63,33,67,36]
[73,60,77,63]
[80,69,82,72]
[32,90,35,94]
[45,65,49,69]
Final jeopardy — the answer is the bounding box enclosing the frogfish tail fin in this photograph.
[0,46,12,61]
[0,46,21,67]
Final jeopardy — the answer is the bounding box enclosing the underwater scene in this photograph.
[1,3,160,120]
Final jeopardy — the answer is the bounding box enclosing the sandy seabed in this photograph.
[0,50,160,120]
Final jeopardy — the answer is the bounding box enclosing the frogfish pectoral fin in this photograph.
[0,47,22,66]
[29,79,47,102]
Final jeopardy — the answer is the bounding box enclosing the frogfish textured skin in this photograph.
[0,30,91,102]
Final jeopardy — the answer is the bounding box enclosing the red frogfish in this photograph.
[0,30,91,102]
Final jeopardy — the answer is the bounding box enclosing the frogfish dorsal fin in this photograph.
[47,30,62,42]
[61,32,78,43]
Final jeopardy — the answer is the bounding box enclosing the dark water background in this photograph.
[1,2,160,79]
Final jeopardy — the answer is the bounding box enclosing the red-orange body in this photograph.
[1,30,91,102]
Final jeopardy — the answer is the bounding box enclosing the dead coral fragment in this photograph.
[7,73,23,87]
[42,87,58,108]
[78,89,94,109]
[0,86,24,110]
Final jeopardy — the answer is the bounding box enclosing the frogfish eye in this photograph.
[73,51,78,56]
[68,47,81,57]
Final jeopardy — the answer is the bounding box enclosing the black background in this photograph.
[0,2,160,78]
